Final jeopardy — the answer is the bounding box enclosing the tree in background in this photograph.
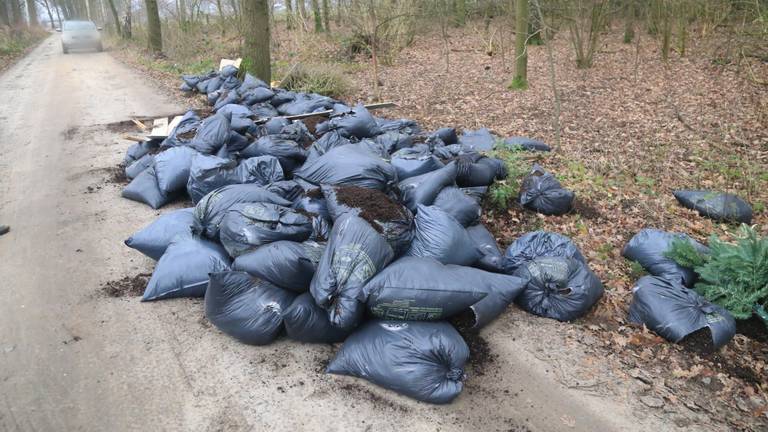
[510,0,528,90]
[242,0,271,82]
[10,0,24,26]
[26,0,38,25]
[106,0,121,36]
[322,0,329,33]
[145,0,162,53]
[285,0,293,29]
[0,0,11,26]
[311,0,322,32]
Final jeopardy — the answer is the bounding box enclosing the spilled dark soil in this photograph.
[101,273,151,297]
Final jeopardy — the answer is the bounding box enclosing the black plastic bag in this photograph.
[153,146,198,194]
[455,153,508,187]
[458,128,496,151]
[433,186,481,227]
[122,166,172,209]
[283,293,353,343]
[622,229,709,287]
[629,275,736,349]
[364,256,527,328]
[406,205,481,266]
[266,180,305,202]
[673,190,753,224]
[213,89,241,111]
[391,148,445,180]
[519,164,574,215]
[502,137,551,152]
[502,231,586,274]
[305,130,353,162]
[233,240,324,293]
[125,153,154,180]
[322,185,414,256]
[295,144,396,191]
[466,224,503,272]
[374,131,413,154]
[241,87,275,105]
[187,154,284,203]
[192,184,292,239]
[240,135,307,175]
[398,162,458,212]
[142,237,230,301]
[316,104,381,138]
[189,113,231,154]
[227,131,250,153]
[277,94,334,116]
[160,111,200,149]
[124,139,158,165]
[219,203,314,257]
[327,320,468,404]
[310,214,395,329]
[433,127,458,145]
[124,208,195,260]
[250,102,279,119]
[238,73,269,92]
[513,257,604,321]
[205,271,296,345]
[217,104,255,133]
[273,121,314,147]
[376,118,421,135]
[460,186,488,202]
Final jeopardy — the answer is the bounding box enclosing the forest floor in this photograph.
[110,22,768,430]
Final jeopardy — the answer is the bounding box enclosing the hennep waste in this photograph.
[116,63,737,405]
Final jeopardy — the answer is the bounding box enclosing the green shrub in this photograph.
[278,63,350,98]
[487,144,529,210]
[667,225,768,319]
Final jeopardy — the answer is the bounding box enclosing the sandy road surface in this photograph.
[0,35,674,432]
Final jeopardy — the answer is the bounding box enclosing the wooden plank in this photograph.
[122,135,146,142]
[131,119,148,131]
[219,58,242,71]
[253,102,398,124]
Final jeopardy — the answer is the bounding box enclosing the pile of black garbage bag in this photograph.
[120,65,603,404]
[622,228,737,351]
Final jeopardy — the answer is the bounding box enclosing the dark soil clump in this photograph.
[305,187,323,199]
[450,310,497,376]
[334,186,410,233]
[680,327,716,355]
[338,382,411,413]
[101,273,151,297]
[106,166,129,184]
[176,128,198,140]
[572,198,602,220]
[736,316,768,343]
[298,115,325,136]
[105,119,143,134]
[62,126,79,141]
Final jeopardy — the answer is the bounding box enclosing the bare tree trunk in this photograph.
[242,0,271,82]
[105,0,120,35]
[11,0,24,26]
[122,0,131,38]
[26,0,39,24]
[321,0,329,32]
[297,0,305,22]
[51,0,63,26]
[39,0,54,27]
[310,0,321,32]
[0,0,11,26]
[531,0,560,147]
[285,0,292,29]
[145,0,161,52]
[511,0,528,89]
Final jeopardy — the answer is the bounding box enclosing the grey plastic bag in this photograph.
[142,237,230,301]
[321,185,414,256]
[622,229,709,287]
[466,224,503,272]
[310,215,395,329]
[187,154,284,203]
[629,275,736,350]
[458,128,496,151]
[519,164,574,216]
[154,146,198,194]
[391,148,444,180]
[398,162,458,212]
[455,153,507,187]
[233,240,325,292]
[189,112,231,154]
[406,205,481,266]
[192,184,292,239]
[316,103,381,138]
[364,256,527,328]
[433,186,481,227]
[122,166,172,210]
[125,153,154,180]
[503,136,552,152]
[283,293,353,343]
[295,144,397,191]
[513,257,604,321]
[124,208,195,260]
[240,135,307,175]
[502,231,586,274]
[205,271,296,345]
[327,320,468,404]
[673,190,752,224]
[219,203,314,257]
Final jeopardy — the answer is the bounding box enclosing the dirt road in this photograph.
[0,36,675,432]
